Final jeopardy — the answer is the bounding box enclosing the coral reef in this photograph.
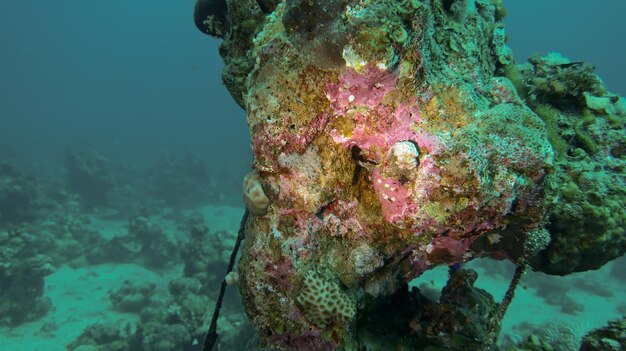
[41,199,106,265]
[296,271,356,329]
[0,149,252,346]
[506,317,626,351]
[109,280,157,313]
[66,323,140,351]
[355,268,497,350]
[65,149,242,214]
[0,162,39,224]
[107,215,178,269]
[503,321,586,351]
[70,272,247,351]
[148,152,217,208]
[194,0,625,348]
[180,214,229,290]
[65,150,227,213]
[0,226,54,325]
[69,279,206,351]
[65,215,247,351]
[580,317,626,351]
[65,150,114,209]
[515,53,626,275]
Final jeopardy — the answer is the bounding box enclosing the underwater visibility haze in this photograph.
[0,0,625,350]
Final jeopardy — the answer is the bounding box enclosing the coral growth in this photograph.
[357,268,497,350]
[66,323,140,351]
[107,215,178,269]
[148,152,217,207]
[0,163,39,224]
[109,280,156,313]
[180,214,229,290]
[519,53,626,275]
[296,271,356,328]
[196,0,625,348]
[65,150,113,208]
[580,317,626,351]
[0,227,54,325]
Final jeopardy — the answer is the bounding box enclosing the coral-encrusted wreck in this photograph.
[195,0,626,349]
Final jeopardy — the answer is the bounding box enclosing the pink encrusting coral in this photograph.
[272,56,549,246]
[327,66,426,159]
[371,169,415,223]
[252,112,331,172]
[326,65,461,232]
[326,64,398,109]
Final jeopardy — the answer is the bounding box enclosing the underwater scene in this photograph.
[1,0,625,350]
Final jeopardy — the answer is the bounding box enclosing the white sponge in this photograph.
[243,171,270,215]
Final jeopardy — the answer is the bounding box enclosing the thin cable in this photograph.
[202,208,249,351]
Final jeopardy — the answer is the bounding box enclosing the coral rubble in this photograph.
[195,0,625,349]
